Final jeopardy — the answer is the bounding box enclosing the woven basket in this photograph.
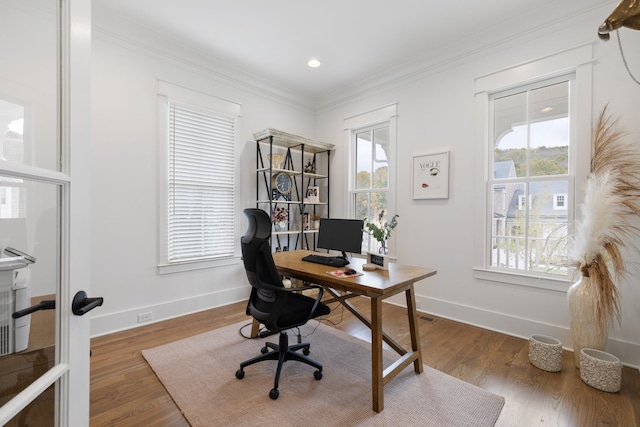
[528,334,562,372]
[580,348,621,392]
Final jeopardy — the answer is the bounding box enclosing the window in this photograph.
[352,125,390,254]
[157,81,240,273]
[553,194,567,210]
[488,77,572,277]
[518,195,530,210]
[474,44,592,288]
[345,104,397,255]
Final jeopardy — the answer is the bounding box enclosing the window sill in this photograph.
[473,268,571,292]
[158,256,241,275]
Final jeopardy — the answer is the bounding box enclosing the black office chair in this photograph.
[235,208,330,400]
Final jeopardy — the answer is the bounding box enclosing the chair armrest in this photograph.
[257,281,322,294]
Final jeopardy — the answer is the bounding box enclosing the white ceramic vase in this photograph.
[567,274,610,368]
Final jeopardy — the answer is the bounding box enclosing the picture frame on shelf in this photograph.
[306,186,319,203]
[303,212,310,230]
[412,151,449,199]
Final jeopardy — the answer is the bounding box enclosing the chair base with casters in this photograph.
[235,329,323,400]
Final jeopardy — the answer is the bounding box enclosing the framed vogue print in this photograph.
[412,151,449,199]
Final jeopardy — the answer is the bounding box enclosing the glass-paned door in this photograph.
[0,178,60,426]
[0,0,92,425]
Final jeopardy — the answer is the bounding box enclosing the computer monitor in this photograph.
[316,218,364,259]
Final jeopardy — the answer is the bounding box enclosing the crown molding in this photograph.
[314,1,610,113]
[92,4,316,114]
[92,1,611,115]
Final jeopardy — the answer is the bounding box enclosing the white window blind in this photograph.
[167,101,235,262]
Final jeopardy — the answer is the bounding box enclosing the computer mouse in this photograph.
[344,268,357,275]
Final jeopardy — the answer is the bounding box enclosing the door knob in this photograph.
[72,291,104,316]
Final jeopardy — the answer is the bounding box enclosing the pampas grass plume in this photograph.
[570,106,640,333]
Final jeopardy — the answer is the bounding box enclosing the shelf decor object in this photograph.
[364,213,399,255]
[271,206,288,226]
[528,334,563,372]
[311,214,322,230]
[580,348,622,392]
[267,153,285,169]
[306,186,319,203]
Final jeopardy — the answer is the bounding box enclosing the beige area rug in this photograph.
[142,321,504,427]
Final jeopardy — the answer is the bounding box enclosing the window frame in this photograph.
[473,45,593,291]
[344,104,397,257]
[157,81,241,274]
[351,124,391,254]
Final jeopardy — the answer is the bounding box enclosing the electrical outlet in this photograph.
[137,312,153,323]
[416,299,423,309]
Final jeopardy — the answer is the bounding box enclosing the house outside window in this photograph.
[488,77,573,277]
[157,81,240,273]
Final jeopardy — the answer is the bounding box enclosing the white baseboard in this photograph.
[90,285,251,337]
[389,293,640,369]
[91,287,640,369]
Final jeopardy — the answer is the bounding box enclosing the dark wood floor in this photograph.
[90,297,640,426]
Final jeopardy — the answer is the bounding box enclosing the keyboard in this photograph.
[301,254,349,267]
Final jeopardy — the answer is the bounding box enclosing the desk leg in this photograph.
[250,318,260,338]
[406,284,423,373]
[371,297,384,413]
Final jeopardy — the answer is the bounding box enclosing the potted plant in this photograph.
[364,210,399,255]
[567,106,640,367]
[271,206,289,232]
[310,214,322,230]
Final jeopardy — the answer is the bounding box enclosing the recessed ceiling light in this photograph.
[541,106,554,113]
[307,59,321,68]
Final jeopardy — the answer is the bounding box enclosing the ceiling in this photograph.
[93,0,611,99]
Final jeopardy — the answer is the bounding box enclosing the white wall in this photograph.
[316,5,640,367]
[90,4,640,367]
[89,28,316,335]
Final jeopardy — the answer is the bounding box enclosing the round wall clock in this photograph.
[273,172,293,195]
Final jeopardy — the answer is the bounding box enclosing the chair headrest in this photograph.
[242,208,272,244]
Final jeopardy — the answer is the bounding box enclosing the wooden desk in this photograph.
[265,249,437,413]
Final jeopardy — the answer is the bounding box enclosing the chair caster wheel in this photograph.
[314,370,323,380]
[269,388,279,400]
[235,369,245,379]
[303,348,310,356]
[261,346,269,354]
